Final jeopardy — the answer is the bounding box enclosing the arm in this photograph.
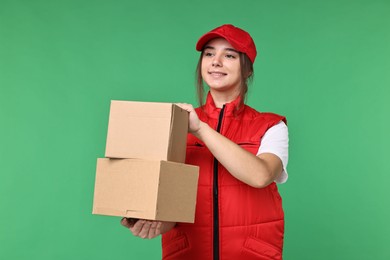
[177,103,283,188]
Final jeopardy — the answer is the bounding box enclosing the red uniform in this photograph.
[162,93,286,260]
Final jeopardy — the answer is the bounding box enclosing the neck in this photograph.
[209,89,240,108]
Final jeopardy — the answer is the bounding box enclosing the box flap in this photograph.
[92,208,156,220]
[167,104,188,163]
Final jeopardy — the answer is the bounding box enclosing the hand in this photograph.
[121,218,176,239]
[175,103,201,134]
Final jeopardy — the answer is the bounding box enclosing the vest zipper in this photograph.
[213,104,225,260]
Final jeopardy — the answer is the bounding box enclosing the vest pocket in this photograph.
[162,232,190,259]
[242,236,282,260]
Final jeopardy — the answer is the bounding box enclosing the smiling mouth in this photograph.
[208,71,227,76]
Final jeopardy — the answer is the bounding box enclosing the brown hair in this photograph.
[195,51,254,110]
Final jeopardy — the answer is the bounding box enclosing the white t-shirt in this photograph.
[257,121,289,184]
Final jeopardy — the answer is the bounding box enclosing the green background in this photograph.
[1,0,389,259]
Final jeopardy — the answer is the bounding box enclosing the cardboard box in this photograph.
[105,101,188,163]
[92,158,199,223]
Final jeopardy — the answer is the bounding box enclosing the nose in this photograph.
[212,54,222,67]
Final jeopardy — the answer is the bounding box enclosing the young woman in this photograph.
[121,24,289,260]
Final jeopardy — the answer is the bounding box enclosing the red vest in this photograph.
[162,94,286,260]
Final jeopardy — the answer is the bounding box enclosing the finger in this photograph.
[175,103,194,112]
[121,217,138,228]
[130,220,146,236]
[156,221,163,233]
[147,221,159,238]
[121,217,131,228]
[138,221,153,239]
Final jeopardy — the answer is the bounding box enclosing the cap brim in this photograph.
[196,32,230,51]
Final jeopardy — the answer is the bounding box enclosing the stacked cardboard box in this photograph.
[92,101,199,223]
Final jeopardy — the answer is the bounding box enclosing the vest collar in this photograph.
[203,92,244,118]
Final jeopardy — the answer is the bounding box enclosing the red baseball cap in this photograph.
[196,24,257,64]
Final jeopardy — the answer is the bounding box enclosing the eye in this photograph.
[226,54,236,59]
[203,51,214,57]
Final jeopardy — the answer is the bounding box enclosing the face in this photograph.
[201,38,242,96]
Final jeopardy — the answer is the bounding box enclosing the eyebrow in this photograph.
[203,46,239,53]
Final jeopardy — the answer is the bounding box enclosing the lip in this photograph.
[208,71,227,77]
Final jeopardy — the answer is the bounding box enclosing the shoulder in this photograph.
[243,105,287,125]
